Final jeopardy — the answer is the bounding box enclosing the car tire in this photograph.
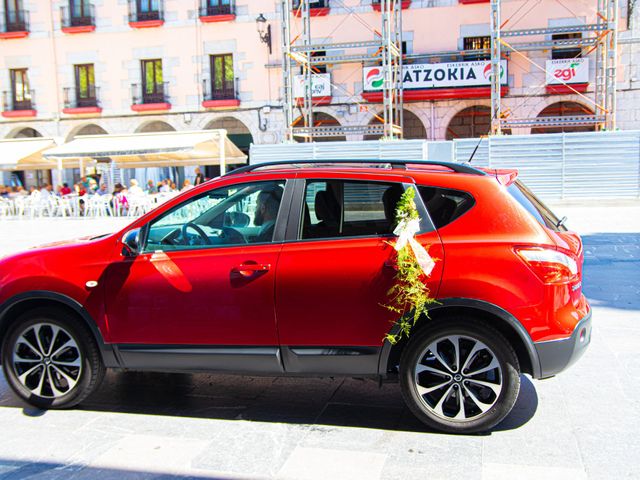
[1,307,105,409]
[399,317,520,434]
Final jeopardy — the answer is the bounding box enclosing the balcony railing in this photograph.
[371,0,411,9]
[128,0,164,23]
[60,3,95,29]
[199,0,234,17]
[2,90,35,111]
[64,86,100,109]
[131,82,169,105]
[1,9,29,33]
[203,78,237,102]
[292,0,329,8]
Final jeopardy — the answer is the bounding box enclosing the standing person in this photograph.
[194,167,205,186]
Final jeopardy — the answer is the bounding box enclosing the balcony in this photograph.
[62,87,102,114]
[199,1,235,22]
[131,82,171,111]
[128,0,164,28]
[0,10,29,39]
[2,90,36,118]
[292,0,330,17]
[371,0,411,11]
[60,3,95,33]
[202,79,239,109]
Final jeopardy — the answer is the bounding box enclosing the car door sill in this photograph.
[112,345,382,376]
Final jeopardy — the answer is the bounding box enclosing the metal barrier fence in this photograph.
[250,131,640,201]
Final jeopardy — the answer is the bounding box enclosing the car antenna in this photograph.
[466,135,486,164]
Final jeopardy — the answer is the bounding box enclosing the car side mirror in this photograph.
[121,228,141,257]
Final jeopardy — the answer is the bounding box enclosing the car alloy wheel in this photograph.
[11,322,83,399]
[413,334,502,421]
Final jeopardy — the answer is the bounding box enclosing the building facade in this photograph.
[1,0,639,185]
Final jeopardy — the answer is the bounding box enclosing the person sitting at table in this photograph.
[60,183,72,196]
[146,180,156,194]
[96,184,109,196]
[129,179,143,196]
[181,179,194,191]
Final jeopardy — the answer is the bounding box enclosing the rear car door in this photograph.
[275,175,444,374]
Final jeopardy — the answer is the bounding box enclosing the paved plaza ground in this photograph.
[0,200,638,479]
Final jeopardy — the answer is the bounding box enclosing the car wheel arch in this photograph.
[0,291,118,368]
[379,298,541,379]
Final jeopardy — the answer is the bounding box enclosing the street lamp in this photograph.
[256,13,272,55]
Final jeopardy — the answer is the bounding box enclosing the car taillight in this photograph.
[515,247,579,284]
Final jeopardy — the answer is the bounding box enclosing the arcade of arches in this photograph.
[365,109,427,140]
[203,117,252,176]
[293,112,346,143]
[531,102,596,134]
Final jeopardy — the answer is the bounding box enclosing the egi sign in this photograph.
[545,58,589,85]
[363,60,508,91]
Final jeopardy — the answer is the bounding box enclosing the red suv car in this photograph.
[0,160,591,433]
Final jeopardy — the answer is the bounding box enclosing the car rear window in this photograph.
[418,186,475,229]
[507,180,567,232]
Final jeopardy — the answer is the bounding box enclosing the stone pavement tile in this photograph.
[277,446,386,480]
[87,434,210,477]
[379,429,483,479]
[328,379,404,409]
[482,462,587,479]
[239,377,341,424]
[481,377,585,470]
[380,463,481,480]
[315,403,405,431]
[299,424,388,451]
[191,421,304,478]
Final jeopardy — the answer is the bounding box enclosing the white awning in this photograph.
[0,137,82,171]
[43,129,247,168]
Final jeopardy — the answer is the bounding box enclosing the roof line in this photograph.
[226,159,487,176]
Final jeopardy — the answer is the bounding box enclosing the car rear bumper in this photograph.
[534,310,592,379]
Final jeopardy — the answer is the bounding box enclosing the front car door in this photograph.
[103,177,293,373]
[275,174,444,375]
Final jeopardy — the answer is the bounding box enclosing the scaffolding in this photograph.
[490,0,618,133]
[281,0,404,141]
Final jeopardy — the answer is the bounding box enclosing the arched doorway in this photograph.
[292,112,346,143]
[66,124,109,187]
[130,121,178,188]
[205,117,252,176]
[445,106,492,140]
[7,128,45,187]
[9,127,42,138]
[71,123,108,138]
[531,102,596,134]
[136,121,175,133]
[364,109,427,141]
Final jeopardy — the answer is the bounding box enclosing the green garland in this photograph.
[384,188,437,344]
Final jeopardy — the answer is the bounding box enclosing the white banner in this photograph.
[546,58,589,85]
[294,73,332,98]
[363,60,508,91]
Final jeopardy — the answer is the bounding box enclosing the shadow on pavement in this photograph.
[3,370,538,435]
[0,459,239,480]
[581,232,640,311]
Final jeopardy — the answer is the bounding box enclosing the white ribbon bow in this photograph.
[393,218,435,276]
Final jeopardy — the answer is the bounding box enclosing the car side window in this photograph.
[300,180,405,240]
[418,185,475,229]
[143,180,285,252]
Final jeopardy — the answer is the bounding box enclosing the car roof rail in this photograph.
[224,159,487,176]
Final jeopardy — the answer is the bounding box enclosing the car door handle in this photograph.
[232,262,271,278]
